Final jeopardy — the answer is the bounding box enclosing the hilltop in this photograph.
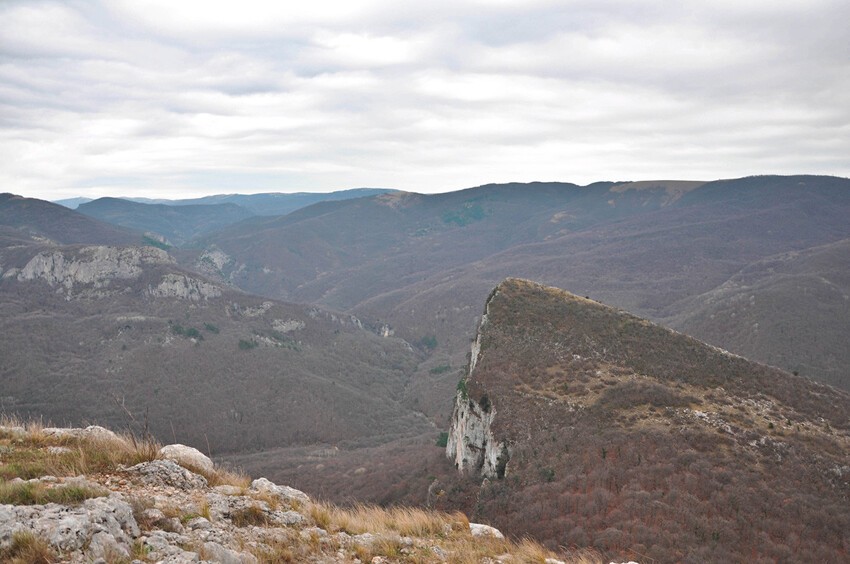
[0,194,142,247]
[441,279,850,562]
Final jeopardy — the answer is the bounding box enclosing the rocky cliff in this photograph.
[3,245,226,301]
[446,292,509,479]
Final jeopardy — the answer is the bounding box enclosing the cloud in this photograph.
[0,0,847,199]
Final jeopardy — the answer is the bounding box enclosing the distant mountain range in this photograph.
[184,175,850,397]
[76,198,255,246]
[55,188,392,216]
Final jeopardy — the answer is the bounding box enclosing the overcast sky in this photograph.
[2,0,848,200]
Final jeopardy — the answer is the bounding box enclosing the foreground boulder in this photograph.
[159,443,215,474]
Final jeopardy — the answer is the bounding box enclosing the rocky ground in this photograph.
[0,423,594,563]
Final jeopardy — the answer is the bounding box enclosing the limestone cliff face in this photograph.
[446,289,509,479]
[12,246,172,289]
[7,245,224,301]
[147,272,222,301]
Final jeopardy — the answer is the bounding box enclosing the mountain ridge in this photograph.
[441,278,850,562]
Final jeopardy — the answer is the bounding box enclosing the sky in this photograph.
[1,0,848,200]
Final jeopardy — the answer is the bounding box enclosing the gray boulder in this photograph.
[126,459,208,490]
[249,477,309,505]
[159,444,215,474]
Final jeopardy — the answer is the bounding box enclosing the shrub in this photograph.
[436,432,449,448]
[457,379,468,400]
[416,335,438,351]
[238,339,258,350]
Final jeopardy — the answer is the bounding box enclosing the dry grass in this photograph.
[0,415,160,480]
[231,504,270,527]
[303,501,592,562]
[308,501,467,537]
[0,479,107,505]
[0,531,57,564]
[197,464,251,489]
[0,415,250,490]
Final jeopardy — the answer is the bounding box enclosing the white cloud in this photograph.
[0,0,847,200]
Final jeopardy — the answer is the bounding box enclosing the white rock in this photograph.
[203,541,257,564]
[148,273,222,301]
[127,459,208,490]
[159,444,215,474]
[469,523,504,539]
[43,425,119,441]
[249,477,310,505]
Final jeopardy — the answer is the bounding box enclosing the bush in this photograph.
[171,323,203,340]
[238,339,258,350]
[416,335,438,351]
[456,379,468,400]
[436,432,449,448]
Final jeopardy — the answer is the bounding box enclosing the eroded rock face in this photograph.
[446,296,508,479]
[446,392,506,478]
[0,494,139,557]
[147,273,222,301]
[126,459,208,490]
[14,246,172,290]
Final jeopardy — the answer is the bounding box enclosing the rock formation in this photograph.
[0,422,572,563]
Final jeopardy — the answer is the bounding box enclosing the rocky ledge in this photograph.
[0,424,579,564]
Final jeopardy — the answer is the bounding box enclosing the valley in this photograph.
[1,175,849,561]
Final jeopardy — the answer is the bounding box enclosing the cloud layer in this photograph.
[2,0,848,199]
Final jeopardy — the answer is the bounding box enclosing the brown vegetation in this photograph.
[434,279,850,563]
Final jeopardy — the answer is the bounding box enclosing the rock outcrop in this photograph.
[147,273,222,301]
[0,423,556,563]
[159,444,216,474]
[10,246,172,291]
[446,290,509,479]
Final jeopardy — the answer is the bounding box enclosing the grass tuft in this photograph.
[0,531,57,564]
[0,479,106,505]
[231,504,269,527]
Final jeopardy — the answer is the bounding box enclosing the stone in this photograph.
[249,477,309,505]
[431,545,448,560]
[272,510,305,526]
[214,484,243,496]
[203,541,258,564]
[159,444,215,474]
[127,459,208,490]
[0,495,138,555]
[186,517,213,531]
[470,523,505,539]
[43,425,119,441]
